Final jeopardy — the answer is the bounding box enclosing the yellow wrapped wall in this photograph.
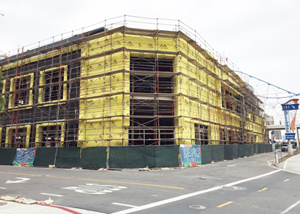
[79,45,130,146]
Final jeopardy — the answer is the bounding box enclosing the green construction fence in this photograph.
[80,147,107,169]
[33,148,56,166]
[108,145,179,168]
[0,148,16,165]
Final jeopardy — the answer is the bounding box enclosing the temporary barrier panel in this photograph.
[80,147,107,169]
[250,144,254,156]
[224,145,238,160]
[180,145,201,167]
[224,145,233,160]
[108,147,126,168]
[155,145,179,167]
[143,147,156,168]
[211,145,224,162]
[244,145,251,157]
[55,147,81,168]
[232,144,239,159]
[13,148,36,166]
[201,146,212,164]
[109,146,178,168]
[253,144,259,154]
[0,148,16,165]
[267,144,272,152]
[109,146,151,168]
[34,148,56,166]
[258,144,265,153]
[238,144,246,157]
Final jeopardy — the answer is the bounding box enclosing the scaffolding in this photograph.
[0,15,267,148]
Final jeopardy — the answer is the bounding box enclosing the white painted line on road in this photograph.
[112,203,138,208]
[283,179,289,182]
[112,169,281,214]
[280,199,300,214]
[0,187,7,189]
[284,158,288,170]
[41,193,63,197]
[5,177,30,184]
[227,164,237,167]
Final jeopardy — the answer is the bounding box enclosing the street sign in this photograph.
[282,104,299,111]
[285,133,295,140]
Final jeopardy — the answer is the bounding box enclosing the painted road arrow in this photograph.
[5,177,30,184]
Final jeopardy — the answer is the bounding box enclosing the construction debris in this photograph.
[0,195,19,201]
[138,166,150,171]
[0,196,53,205]
[160,167,170,170]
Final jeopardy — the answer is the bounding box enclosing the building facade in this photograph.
[0,23,266,148]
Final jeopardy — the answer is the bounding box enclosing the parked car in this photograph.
[281,141,296,152]
[281,143,288,152]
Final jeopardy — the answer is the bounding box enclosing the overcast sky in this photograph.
[1,0,299,96]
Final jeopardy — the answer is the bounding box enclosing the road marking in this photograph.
[37,203,81,214]
[62,184,127,195]
[112,203,137,208]
[0,171,42,177]
[284,179,289,182]
[0,187,7,189]
[5,177,30,184]
[217,201,233,208]
[258,188,267,192]
[112,169,281,214]
[0,171,184,190]
[280,199,300,214]
[41,193,63,197]
[228,164,237,167]
[45,175,185,190]
[284,159,288,170]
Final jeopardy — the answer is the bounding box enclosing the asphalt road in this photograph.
[0,153,299,214]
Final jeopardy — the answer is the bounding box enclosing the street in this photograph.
[0,153,300,213]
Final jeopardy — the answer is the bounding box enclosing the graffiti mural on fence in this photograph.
[180,145,201,167]
[13,148,36,167]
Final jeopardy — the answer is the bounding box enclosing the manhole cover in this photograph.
[0,202,7,206]
[189,205,206,210]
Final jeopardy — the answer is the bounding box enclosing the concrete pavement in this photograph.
[0,200,105,214]
[280,153,300,174]
[1,153,300,214]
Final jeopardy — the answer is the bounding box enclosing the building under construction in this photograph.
[0,16,266,148]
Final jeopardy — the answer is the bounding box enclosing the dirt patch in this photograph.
[278,150,300,163]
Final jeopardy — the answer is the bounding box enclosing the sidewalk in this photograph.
[0,201,105,214]
[278,153,300,174]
